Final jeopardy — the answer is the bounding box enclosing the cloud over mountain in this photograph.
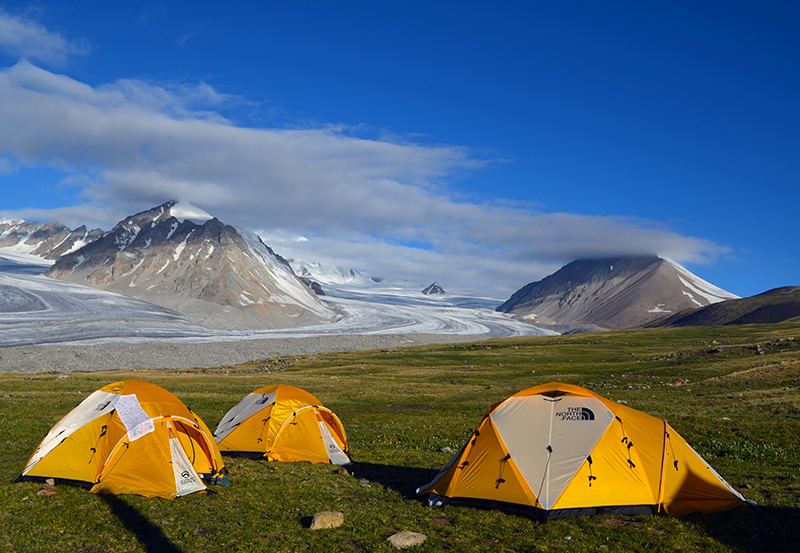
[0,17,729,296]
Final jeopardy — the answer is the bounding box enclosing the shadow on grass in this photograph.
[101,495,183,553]
[219,451,265,461]
[346,462,439,499]
[690,506,800,553]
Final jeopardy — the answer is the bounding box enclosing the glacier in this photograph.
[0,248,553,347]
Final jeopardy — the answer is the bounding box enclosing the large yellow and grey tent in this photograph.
[417,382,752,520]
[21,380,225,499]
[214,384,351,465]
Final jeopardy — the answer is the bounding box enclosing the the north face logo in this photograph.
[556,407,595,421]
[179,470,197,486]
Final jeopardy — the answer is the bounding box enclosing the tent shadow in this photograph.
[220,451,265,461]
[101,495,183,553]
[345,462,439,500]
[688,505,800,553]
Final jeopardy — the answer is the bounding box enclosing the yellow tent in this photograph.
[417,382,752,519]
[214,384,350,465]
[21,380,225,499]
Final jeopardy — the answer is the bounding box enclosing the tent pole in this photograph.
[656,419,668,513]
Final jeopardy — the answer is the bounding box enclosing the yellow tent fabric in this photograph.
[21,380,225,499]
[417,382,751,519]
[214,384,350,465]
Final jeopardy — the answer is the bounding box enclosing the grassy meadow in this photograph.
[1,322,799,552]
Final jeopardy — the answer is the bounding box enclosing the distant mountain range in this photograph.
[497,256,739,330]
[0,219,103,260]
[2,204,796,334]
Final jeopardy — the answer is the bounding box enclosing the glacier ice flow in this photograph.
[0,250,552,346]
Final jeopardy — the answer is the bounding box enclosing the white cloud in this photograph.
[0,60,728,295]
[0,10,90,66]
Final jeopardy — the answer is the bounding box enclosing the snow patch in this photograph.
[115,224,141,251]
[63,237,88,256]
[666,259,739,302]
[173,231,194,260]
[682,289,704,307]
[165,221,180,241]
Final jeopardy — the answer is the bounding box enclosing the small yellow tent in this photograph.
[214,385,350,465]
[417,382,752,520]
[21,380,225,499]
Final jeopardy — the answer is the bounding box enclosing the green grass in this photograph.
[1,322,799,552]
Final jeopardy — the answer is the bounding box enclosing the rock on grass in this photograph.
[309,511,344,530]
[387,530,427,549]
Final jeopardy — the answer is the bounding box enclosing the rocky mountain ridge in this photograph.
[646,286,800,327]
[0,219,104,260]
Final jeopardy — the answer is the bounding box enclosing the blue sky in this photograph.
[0,1,797,298]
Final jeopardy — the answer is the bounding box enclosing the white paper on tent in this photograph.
[114,394,155,441]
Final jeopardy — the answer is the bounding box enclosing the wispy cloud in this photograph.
[0,59,727,295]
[0,10,90,66]
[176,26,202,48]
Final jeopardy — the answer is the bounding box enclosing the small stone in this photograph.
[438,447,453,454]
[359,479,371,487]
[37,484,57,497]
[335,467,349,476]
[309,511,344,530]
[387,531,427,549]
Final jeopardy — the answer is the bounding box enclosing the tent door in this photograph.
[319,422,350,465]
[169,433,206,497]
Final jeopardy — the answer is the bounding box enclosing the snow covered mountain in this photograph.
[422,282,446,295]
[47,201,335,330]
[497,256,739,330]
[0,219,103,260]
[290,259,376,287]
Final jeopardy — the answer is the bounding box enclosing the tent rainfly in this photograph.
[417,382,754,520]
[21,380,225,499]
[214,384,351,465]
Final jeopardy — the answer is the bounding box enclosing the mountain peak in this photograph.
[47,203,335,330]
[422,282,446,295]
[498,255,737,329]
